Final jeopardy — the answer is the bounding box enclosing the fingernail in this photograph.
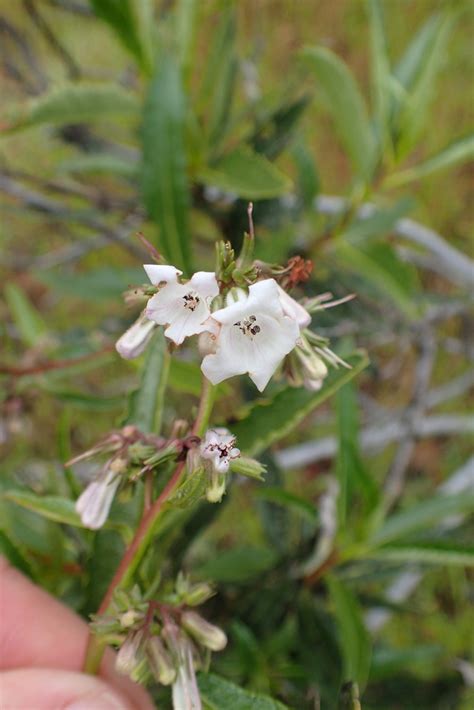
[67,689,130,710]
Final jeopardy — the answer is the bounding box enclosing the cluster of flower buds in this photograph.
[115,208,352,393]
[68,426,183,529]
[91,574,226,709]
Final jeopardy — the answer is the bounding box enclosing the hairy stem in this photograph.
[83,377,215,674]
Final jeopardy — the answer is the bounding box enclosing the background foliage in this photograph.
[1,1,473,708]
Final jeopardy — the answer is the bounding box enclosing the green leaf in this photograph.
[198,146,292,200]
[301,46,376,180]
[340,199,413,246]
[168,358,202,396]
[59,154,138,178]
[368,0,391,150]
[198,6,237,149]
[198,672,288,710]
[368,541,474,567]
[83,529,125,614]
[335,242,421,319]
[126,329,169,434]
[38,267,144,302]
[336,382,379,527]
[371,492,474,546]
[0,529,35,579]
[90,0,153,72]
[251,96,310,161]
[385,134,474,187]
[197,546,278,584]
[393,11,455,155]
[3,83,138,132]
[175,0,199,81]
[4,283,47,347]
[232,351,369,457]
[292,139,320,208]
[39,385,124,411]
[327,575,371,690]
[256,487,318,522]
[3,490,84,527]
[142,53,192,273]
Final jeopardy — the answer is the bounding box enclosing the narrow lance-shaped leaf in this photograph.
[367,541,474,568]
[232,351,369,457]
[327,575,371,691]
[336,381,379,527]
[4,283,47,347]
[334,241,421,320]
[90,0,153,73]
[125,329,169,434]
[198,5,237,150]
[371,492,474,546]
[142,53,192,273]
[301,46,376,181]
[0,529,36,580]
[2,84,138,133]
[198,146,292,200]
[3,490,84,527]
[393,11,455,156]
[368,0,392,151]
[385,134,474,187]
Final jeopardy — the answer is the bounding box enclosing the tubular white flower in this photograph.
[145,266,219,345]
[201,279,300,392]
[277,284,311,328]
[75,465,121,530]
[115,310,156,360]
[200,428,240,474]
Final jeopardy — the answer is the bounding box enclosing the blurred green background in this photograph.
[1,1,473,708]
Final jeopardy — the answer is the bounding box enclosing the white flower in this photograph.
[75,462,122,529]
[276,284,311,328]
[115,310,156,359]
[200,428,240,474]
[201,279,300,392]
[144,265,219,345]
[181,611,227,652]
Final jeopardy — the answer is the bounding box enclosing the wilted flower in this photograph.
[115,310,157,359]
[116,627,147,678]
[201,279,300,391]
[145,265,219,345]
[163,619,202,710]
[75,458,125,530]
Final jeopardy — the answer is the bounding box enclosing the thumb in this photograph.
[1,668,137,709]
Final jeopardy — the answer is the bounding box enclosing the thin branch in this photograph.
[275,414,474,470]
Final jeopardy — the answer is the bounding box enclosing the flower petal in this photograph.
[189,271,219,300]
[144,264,182,285]
[277,284,311,328]
[247,314,299,391]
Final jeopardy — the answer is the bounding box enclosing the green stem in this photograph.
[83,377,215,675]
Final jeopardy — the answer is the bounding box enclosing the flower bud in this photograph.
[183,582,215,607]
[147,636,177,685]
[230,456,266,481]
[115,311,156,360]
[206,469,226,503]
[120,610,141,629]
[181,611,227,652]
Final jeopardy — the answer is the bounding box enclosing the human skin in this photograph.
[0,557,154,709]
